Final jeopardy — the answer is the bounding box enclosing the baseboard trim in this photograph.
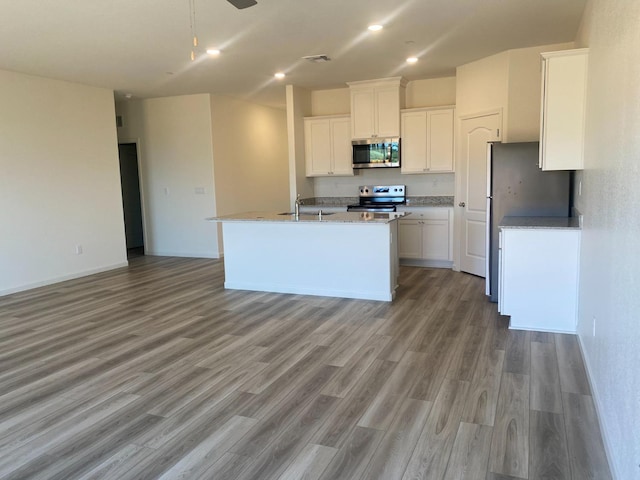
[0,261,130,297]
[145,250,221,259]
[507,324,576,334]
[224,281,393,302]
[577,334,619,479]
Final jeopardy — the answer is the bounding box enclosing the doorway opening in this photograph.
[118,142,145,259]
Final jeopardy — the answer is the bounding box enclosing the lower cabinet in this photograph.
[499,227,580,333]
[398,208,452,268]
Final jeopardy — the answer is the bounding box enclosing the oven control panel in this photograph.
[359,185,405,197]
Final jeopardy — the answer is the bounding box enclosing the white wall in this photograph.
[311,88,350,116]
[210,94,289,216]
[507,43,574,142]
[0,70,127,295]
[573,1,640,478]
[405,76,456,109]
[117,94,219,258]
[286,85,314,205]
[456,43,573,143]
[456,51,510,123]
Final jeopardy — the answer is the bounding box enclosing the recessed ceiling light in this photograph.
[406,57,419,64]
[206,49,221,56]
[274,72,286,79]
[368,24,383,32]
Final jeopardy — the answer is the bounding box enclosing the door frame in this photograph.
[118,138,148,254]
[453,108,503,273]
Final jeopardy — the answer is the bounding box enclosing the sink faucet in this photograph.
[294,194,303,217]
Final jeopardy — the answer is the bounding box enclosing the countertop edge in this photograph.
[207,211,408,225]
[498,216,581,230]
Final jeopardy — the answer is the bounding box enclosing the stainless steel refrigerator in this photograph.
[486,142,571,302]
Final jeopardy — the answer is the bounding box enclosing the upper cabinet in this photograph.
[539,49,589,170]
[401,107,455,174]
[304,115,353,177]
[347,77,407,139]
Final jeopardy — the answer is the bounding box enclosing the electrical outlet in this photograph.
[75,245,83,255]
[579,180,582,196]
[163,187,169,195]
[592,316,596,336]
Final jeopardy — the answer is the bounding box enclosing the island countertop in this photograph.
[208,211,408,224]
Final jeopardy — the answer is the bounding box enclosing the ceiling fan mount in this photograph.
[227,0,257,9]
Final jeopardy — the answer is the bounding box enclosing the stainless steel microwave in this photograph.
[352,138,401,169]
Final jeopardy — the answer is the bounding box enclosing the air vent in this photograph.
[302,54,331,63]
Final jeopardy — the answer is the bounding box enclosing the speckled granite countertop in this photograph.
[299,197,356,207]
[499,216,581,229]
[301,196,454,208]
[403,196,454,207]
[208,211,409,224]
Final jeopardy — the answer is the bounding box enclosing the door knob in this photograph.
[458,202,466,207]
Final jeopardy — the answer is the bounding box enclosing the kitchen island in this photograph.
[209,211,406,301]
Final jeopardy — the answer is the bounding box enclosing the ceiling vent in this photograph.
[302,54,331,63]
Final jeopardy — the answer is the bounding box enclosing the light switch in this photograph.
[195,187,205,194]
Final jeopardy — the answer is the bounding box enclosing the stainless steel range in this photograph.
[347,185,406,212]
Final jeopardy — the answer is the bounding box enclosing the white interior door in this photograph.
[457,112,501,277]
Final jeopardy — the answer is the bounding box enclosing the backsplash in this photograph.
[313,171,455,197]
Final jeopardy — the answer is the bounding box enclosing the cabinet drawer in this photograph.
[400,208,450,221]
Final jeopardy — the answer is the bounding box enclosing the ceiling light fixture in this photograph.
[274,72,286,79]
[368,24,383,31]
[206,49,221,56]
[406,57,418,64]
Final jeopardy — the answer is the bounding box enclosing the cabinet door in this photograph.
[427,109,454,172]
[400,111,428,174]
[351,89,375,139]
[330,118,354,176]
[398,220,422,258]
[540,50,587,170]
[500,228,580,332]
[375,86,401,137]
[422,220,450,261]
[304,119,332,176]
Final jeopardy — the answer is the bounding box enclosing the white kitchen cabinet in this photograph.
[499,227,580,332]
[304,115,353,177]
[539,48,588,170]
[401,107,455,174]
[398,207,452,268]
[347,77,407,139]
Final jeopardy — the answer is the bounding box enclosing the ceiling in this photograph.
[0,0,586,109]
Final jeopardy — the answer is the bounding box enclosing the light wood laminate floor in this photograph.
[0,256,611,479]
